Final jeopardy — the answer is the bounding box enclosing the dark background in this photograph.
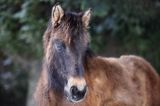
[0,0,160,106]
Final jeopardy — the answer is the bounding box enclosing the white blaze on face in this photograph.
[64,77,87,93]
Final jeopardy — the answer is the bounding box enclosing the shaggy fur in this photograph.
[35,6,160,106]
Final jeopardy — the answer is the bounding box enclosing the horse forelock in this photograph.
[44,12,89,47]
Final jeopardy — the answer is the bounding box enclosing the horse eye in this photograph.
[54,41,66,52]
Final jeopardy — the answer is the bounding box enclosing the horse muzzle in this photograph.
[64,77,87,103]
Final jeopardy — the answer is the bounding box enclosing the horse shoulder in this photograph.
[85,56,134,105]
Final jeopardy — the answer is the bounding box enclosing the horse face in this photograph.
[45,5,91,103]
[52,38,87,103]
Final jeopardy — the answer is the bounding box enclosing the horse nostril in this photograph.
[71,86,78,95]
[70,86,87,101]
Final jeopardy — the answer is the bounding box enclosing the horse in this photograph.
[34,5,160,106]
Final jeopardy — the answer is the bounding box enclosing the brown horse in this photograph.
[35,5,160,106]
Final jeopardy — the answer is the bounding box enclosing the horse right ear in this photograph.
[51,5,64,26]
[82,8,92,28]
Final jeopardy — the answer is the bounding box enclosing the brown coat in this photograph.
[35,55,160,106]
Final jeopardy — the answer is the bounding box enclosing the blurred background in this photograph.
[0,0,160,106]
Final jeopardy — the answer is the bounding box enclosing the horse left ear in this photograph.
[82,8,92,28]
[51,5,64,26]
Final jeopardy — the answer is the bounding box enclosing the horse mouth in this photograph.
[66,96,85,103]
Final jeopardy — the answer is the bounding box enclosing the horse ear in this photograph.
[51,5,64,26]
[82,8,92,28]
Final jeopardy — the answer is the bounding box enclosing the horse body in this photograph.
[36,55,160,106]
[35,5,160,106]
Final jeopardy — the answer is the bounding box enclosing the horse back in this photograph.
[119,55,160,106]
[85,55,160,106]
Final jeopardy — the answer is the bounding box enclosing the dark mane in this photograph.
[60,12,83,30]
[43,12,86,52]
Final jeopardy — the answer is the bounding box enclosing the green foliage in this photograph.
[0,0,160,69]
[0,0,160,71]
[0,54,28,106]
